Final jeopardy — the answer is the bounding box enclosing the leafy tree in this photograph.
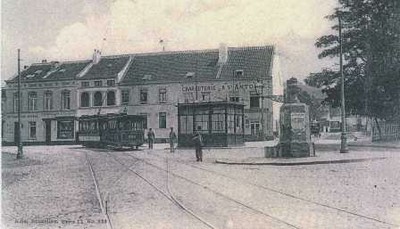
[307,0,400,122]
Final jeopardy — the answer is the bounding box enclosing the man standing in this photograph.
[169,127,177,153]
[147,128,155,149]
[192,127,203,162]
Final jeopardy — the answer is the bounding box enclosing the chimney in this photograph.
[24,65,29,69]
[93,49,101,64]
[42,59,47,63]
[218,43,228,64]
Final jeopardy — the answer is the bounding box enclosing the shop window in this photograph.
[194,112,209,133]
[212,113,225,133]
[107,80,115,87]
[29,122,36,139]
[140,89,148,104]
[121,90,130,105]
[28,92,37,111]
[61,90,71,109]
[94,91,103,106]
[44,91,53,110]
[57,120,74,139]
[159,112,167,129]
[179,115,193,134]
[107,91,116,106]
[80,92,90,107]
[159,88,167,103]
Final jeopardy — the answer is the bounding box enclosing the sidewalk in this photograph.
[214,139,399,166]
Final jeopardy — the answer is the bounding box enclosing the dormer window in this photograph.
[185,72,195,78]
[26,74,35,78]
[235,70,244,77]
[142,75,152,80]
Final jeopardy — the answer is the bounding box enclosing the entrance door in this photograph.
[45,120,51,144]
[14,122,19,144]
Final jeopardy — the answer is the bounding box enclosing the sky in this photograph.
[1,0,338,82]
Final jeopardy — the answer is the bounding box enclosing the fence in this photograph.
[372,120,400,142]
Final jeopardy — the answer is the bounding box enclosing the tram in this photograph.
[77,113,145,149]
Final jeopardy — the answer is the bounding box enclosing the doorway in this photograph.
[45,120,51,144]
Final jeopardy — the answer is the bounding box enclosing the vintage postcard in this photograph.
[2,0,399,228]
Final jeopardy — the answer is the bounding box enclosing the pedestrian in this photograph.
[169,127,177,153]
[147,128,155,149]
[192,127,203,162]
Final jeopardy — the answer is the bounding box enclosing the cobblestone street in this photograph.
[2,144,400,229]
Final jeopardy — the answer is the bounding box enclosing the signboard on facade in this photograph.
[181,82,266,92]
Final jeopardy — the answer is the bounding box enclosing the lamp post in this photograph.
[339,13,349,153]
[16,49,23,159]
[255,81,265,141]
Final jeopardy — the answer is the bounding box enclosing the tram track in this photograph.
[116,151,300,229]
[99,150,218,229]
[83,151,114,229]
[123,151,399,228]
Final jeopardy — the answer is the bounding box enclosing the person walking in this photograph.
[147,128,155,149]
[169,127,177,153]
[192,127,203,162]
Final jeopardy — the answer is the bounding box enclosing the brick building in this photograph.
[2,44,283,145]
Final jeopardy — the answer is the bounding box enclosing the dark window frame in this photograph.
[159,112,167,129]
[93,91,103,107]
[107,91,116,106]
[80,92,90,107]
[121,89,130,105]
[140,89,148,104]
[107,79,115,87]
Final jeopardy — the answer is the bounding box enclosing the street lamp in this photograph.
[255,80,265,141]
[16,49,23,159]
[338,12,349,153]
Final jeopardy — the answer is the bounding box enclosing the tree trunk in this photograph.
[374,117,382,141]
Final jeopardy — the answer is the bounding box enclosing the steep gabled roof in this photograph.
[7,61,91,83]
[80,56,131,79]
[120,45,274,85]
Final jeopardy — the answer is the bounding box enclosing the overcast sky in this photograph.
[1,0,338,82]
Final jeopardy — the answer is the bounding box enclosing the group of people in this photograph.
[146,127,203,162]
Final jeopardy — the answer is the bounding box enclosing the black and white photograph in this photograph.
[1,0,399,228]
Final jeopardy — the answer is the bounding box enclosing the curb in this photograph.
[215,157,386,166]
[347,143,400,149]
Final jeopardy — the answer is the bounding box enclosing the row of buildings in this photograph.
[1,44,284,145]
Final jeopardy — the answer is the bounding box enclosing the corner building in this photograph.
[2,45,283,145]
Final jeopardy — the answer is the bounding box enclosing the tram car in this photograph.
[77,113,145,149]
